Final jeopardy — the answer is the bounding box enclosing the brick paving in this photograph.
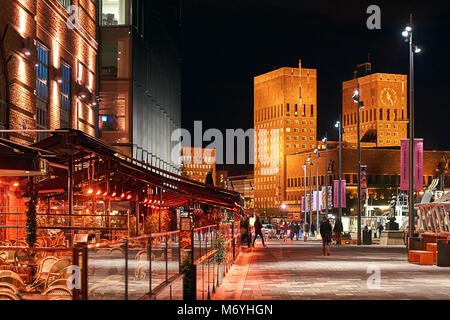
[212,238,450,300]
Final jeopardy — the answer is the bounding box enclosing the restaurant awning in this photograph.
[30,129,243,211]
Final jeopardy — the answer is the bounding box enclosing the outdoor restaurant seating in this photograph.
[0,291,21,300]
[42,285,72,296]
[0,282,19,294]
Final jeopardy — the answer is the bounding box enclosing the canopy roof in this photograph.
[27,129,243,210]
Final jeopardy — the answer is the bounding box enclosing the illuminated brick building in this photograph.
[97,0,181,173]
[181,147,216,184]
[228,173,254,210]
[0,0,98,143]
[254,59,317,215]
[342,68,408,147]
[285,145,450,225]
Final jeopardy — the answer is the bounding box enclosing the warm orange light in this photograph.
[103,192,108,196]
[111,192,117,197]
[87,188,94,194]
[96,190,101,196]
[12,182,19,187]
[143,198,148,203]
[126,194,132,200]
[120,193,125,198]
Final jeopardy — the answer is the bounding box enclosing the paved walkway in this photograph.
[212,239,450,300]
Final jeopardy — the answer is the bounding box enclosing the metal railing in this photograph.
[79,230,182,300]
[192,222,241,300]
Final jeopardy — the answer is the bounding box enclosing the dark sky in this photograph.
[181,0,450,175]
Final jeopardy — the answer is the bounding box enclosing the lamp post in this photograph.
[352,84,365,246]
[302,162,307,223]
[322,135,328,216]
[402,14,421,243]
[307,155,313,234]
[314,147,320,235]
[334,120,343,219]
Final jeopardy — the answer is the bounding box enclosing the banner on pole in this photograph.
[321,187,333,210]
[333,180,346,208]
[400,139,424,191]
[313,190,322,211]
[361,165,368,201]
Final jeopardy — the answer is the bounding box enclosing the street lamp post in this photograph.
[322,135,329,216]
[402,14,421,243]
[307,155,313,234]
[335,120,343,219]
[302,162,307,223]
[352,83,365,246]
[314,147,320,236]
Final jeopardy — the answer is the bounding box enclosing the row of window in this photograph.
[35,42,72,141]
[344,108,405,126]
[255,104,314,122]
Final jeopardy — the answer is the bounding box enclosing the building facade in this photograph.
[227,173,254,210]
[181,147,216,184]
[285,145,450,222]
[254,59,317,215]
[98,0,181,173]
[342,71,408,147]
[0,0,98,143]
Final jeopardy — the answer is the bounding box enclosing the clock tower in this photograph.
[342,72,408,147]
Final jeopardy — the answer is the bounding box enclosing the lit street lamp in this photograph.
[402,14,422,243]
[322,135,328,216]
[352,84,365,246]
[307,155,313,234]
[302,162,307,223]
[334,120,343,219]
[314,147,320,235]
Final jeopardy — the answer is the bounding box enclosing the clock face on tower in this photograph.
[380,88,397,107]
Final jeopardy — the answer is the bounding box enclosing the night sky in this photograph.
[181,0,450,175]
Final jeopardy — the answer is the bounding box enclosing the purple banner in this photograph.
[313,190,322,211]
[301,196,305,213]
[333,180,346,208]
[400,139,424,191]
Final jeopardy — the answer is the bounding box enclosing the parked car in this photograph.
[261,224,276,239]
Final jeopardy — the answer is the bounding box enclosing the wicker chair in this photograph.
[42,285,72,296]
[27,256,59,291]
[0,282,19,294]
[16,240,28,247]
[0,291,21,300]
[49,296,72,300]
[44,259,71,288]
[0,270,27,292]
[34,238,46,248]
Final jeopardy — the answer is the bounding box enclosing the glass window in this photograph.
[36,41,49,141]
[36,42,49,101]
[58,0,72,11]
[101,40,129,78]
[101,0,131,26]
[60,61,71,128]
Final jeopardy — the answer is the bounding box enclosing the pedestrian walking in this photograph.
[333,218,343,245]
[303,221,310,242]
[310,222,316,237]
[252,216,266,247]
[294,222,300,240]
[320,216,332,256]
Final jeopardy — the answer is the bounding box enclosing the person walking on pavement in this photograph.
[252,216,266,247]
[294,222,300,240]
[333,218,343,245]
[320,216,333,256]
[310,222,316,237]
[303,221,310,242]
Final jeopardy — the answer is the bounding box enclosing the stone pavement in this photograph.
[212,238,450,300]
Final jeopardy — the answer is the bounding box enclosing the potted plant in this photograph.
[212,230,226,287]
[180,251,195,300]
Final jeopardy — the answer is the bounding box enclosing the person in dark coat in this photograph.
[320,216,333,256]
[252,216,266,247]
[310,222,316,237]
[333,218,343,245]
[240,216,251,248]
